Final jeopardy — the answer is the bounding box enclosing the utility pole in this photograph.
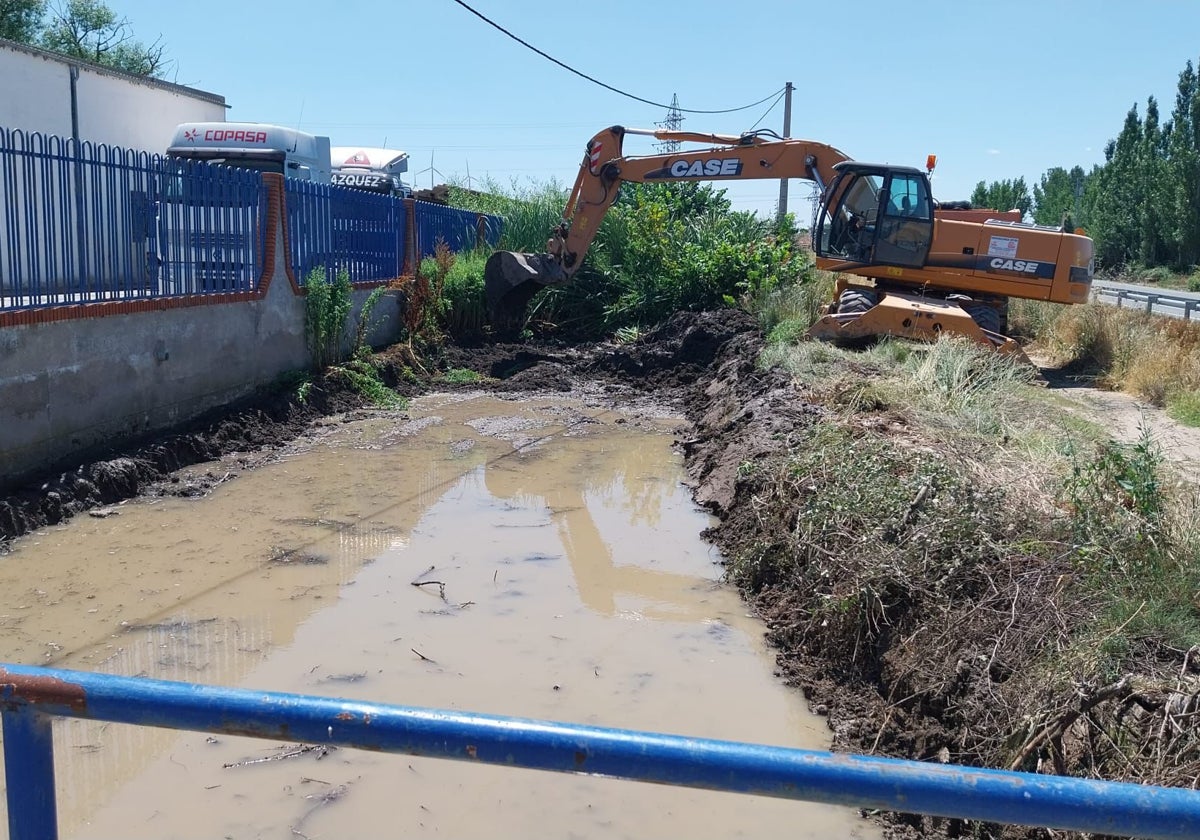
[775,81,793,224]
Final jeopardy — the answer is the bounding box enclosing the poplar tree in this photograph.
[969,178,1033,217]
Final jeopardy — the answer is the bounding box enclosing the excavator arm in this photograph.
[483,123,1093,358]
[484,125,851,323]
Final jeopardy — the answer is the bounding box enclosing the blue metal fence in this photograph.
[2,664,1199,840]
[2,127,506,307]
[0,127,266,309]
[285,179,409,284]
[415,199,502,260]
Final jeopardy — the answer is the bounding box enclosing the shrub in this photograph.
[439,249,489,338]
[457,178,813,338]
[304,267,352,370]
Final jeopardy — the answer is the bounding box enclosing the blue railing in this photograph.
[285,179,408,284]
[0,127,266,309]
[1,664,1198,839]
[414,199,502,260]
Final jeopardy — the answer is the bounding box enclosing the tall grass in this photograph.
[447,179,567,253]
[1014,299,1200,423]
[437,248,490,337]
[753,269,837,340]
[304,267,352,370]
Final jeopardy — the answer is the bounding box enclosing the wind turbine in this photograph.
[415,151,444,189]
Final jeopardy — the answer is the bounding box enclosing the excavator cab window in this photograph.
[815,164,933,269]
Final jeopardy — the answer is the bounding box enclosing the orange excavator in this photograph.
[484,126,1094,353]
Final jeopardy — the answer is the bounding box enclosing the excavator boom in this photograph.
[485,126,850,324]
[484,124,1094,353]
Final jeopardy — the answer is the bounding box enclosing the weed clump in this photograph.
[1012,299,1200,425]
[303,266,405,409]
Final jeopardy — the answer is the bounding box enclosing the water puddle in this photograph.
[0,393,878,839]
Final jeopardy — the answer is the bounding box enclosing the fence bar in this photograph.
[2,664,1199,839]
[2,704,59,840]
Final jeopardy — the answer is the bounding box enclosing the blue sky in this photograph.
[118,0,1200,221]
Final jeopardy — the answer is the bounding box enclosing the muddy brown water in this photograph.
[0,393,878,839]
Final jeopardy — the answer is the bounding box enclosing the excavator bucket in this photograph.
[484,251,568,332]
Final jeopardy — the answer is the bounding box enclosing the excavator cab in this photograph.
[814,162,933,268]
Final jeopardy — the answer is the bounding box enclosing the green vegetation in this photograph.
[431,248,490,338]
[303,267,405,409]
[449,179,814,338]
[1011,299,1200,425]
[304,267,352,371]
[970,177,1033,217]
[3,0,171,77]
[1167,389,1200,425]
[736,332,1200,782]
[328,356,405,409]
[440,367,483,384]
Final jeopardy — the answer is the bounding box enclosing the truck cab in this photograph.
[330,147,413,198]
[167,122,332,183]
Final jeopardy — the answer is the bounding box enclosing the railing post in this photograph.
[1146,294,1158,315]
[1,705,59,840]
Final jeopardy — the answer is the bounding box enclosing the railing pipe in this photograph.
[2,664,1199,840]
[2,700,58,840]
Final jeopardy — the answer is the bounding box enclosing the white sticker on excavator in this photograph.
[987,236,1019,258]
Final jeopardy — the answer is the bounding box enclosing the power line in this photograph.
[748,88,787,131]
[449,0,783,115]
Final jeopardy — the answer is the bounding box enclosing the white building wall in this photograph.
[0,46,73,137]
[76,70,225,153]
[0,39,225,151]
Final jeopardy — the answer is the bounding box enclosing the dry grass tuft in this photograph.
[1016,301,1200,414]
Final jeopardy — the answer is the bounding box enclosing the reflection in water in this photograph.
[0,394,876,840]
[484,438,714,619]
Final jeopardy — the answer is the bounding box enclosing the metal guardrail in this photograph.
[2,664,1199,839]
[1092,282,1200,321]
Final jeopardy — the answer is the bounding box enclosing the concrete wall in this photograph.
[0,182,402,486]
[0,38,226,151]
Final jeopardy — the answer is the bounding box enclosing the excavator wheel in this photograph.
[962,302,1002,335]
[836,288,879,315]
